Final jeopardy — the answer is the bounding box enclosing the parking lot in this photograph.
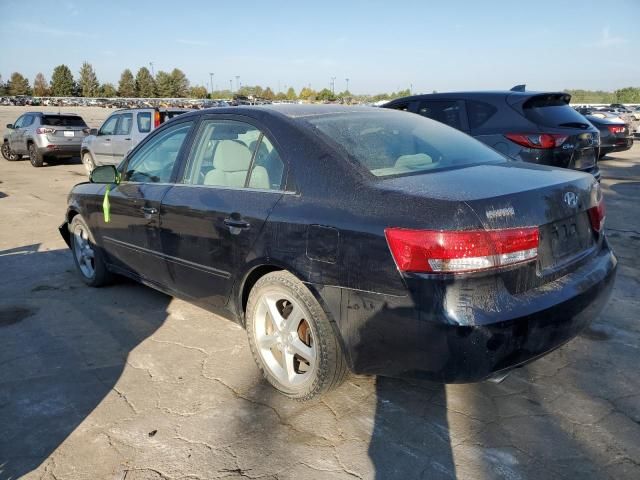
[0,105,639,480]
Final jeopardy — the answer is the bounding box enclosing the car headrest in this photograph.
[395,153,433,170]
[213,141,252,172]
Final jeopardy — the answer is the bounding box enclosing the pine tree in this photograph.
[118,69,136,97]
[135,67,156,97]
[78,62,99,97]
[7,72,31,96]
[50,65,75,96]
[33,73,49,96]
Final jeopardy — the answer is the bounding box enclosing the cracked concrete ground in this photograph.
[0,106,639,480]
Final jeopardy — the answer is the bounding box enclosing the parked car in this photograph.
[383,91,602,180]
[81,108,187,173]
[59,105,616,399]
[582,112,634,158]
[2,112,89,167]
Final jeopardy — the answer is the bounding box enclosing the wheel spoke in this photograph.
[263,296,283,332]
[283,350,297,382]
[283,303,305,333]
[290,337,314,364]
[258,334,278,350]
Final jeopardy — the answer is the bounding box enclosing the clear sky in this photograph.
[1,0,638,94]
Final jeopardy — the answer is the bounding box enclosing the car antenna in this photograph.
[510,84,526,92]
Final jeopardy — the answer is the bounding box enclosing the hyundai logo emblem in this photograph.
[563,192,578,207]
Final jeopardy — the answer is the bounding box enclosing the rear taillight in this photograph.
[36,127,55,134]
[607,125,625,134]
[588,184,606,233]
[154,111,161,128]
[82,127,90,134]
[384,227,539,274]
[505,133,568,149]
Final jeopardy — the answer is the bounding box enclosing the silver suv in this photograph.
[2,112,89,167]
[81,108,187,173]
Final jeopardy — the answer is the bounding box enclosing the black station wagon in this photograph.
[60,105,616,400]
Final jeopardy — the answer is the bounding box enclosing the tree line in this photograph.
[2,63,639,103]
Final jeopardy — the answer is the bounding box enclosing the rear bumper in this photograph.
[600,137,634,155]
[330,244,616,382]
[37,143,82,157]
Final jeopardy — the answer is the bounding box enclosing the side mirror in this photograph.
[90,165,119,184]
[90,128,98,136]
[6,124,13,129]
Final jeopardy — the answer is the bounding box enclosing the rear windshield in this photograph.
[41,115,87,127]
[523,95,591,129]
[306,109,506,177]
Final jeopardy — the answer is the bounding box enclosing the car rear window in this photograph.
[306,109,506,178]
[41,115,87,127]
[522,95,591,129]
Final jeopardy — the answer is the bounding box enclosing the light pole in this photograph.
[345,78,350,93]
[209,73,214,97]
[149,62,155,77]
[330,77,336,95]
[229,79,232,92]
[235,76,240,92]
[410,83,413,94]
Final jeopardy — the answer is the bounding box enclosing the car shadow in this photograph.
[0,245,170,479]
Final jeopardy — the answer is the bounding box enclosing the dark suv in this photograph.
[384,91,601,180]
[2,112,89,167]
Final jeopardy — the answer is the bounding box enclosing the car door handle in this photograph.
[105,138,111,142]
[140,206,158,216]
[124,137,131,141]
[223,218,251,231]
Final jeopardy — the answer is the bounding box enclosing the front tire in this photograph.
[82,152,95,174]
[245,271,348,400]
[1,142,21,161]
[70,215,113,287]
[28,143,44,167]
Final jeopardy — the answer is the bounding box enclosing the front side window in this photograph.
[99,115,119,135]
[137,112,152,133]
[417,100,463,130]
[307,109,506,178]
[13,116,26,128]
[124,121,193,183]
[183,120,261,188]
[22,115,34,127]
[115,113,133,135]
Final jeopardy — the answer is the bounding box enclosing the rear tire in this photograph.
[28,143,44,167]
[70,215,113,287]
[245,271,349,400]
[1,142,21,161]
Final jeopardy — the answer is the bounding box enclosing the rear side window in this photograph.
[116,113,133,135]
[41,115,87,127]
[522,95,591,129]
[137,112,152,133]
[307,110,505,178]
[416,100,463,130]
[466,100,497,129]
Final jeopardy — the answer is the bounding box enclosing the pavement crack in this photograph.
[150,338,209,355]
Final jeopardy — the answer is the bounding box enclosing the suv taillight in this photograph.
[384,227,539,274]
[154,111,161,128]
[607,125,624,134]
[36,127,55,134]
[505,133,568,149]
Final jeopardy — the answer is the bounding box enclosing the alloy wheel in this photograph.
[2,143,18,161]
[253,291,317,388]
[73,223,96,279]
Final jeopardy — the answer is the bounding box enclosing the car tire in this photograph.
[69,214,113,287]
[28,143,44,167]
[1,142,21,161]
[245,271,349,400]
[82,152,96,174]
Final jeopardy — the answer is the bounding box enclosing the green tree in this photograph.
[135,67,156,97]
[0,75,6,96]
[155,71,173,97]
[262,87,275,100]
[170,68,189,97]
[118,69,136,97]
[50,65,75,96]
[100,83,117,97]
[78,62,99,97]
[286,87,297,100]
[299,87,317,101]
[33,73,49,96]
[7,72,31,96]
[316,88,335,101]
[614,87,640,103]
[189,85,208,98]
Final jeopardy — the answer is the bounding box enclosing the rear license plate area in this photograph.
[573,148,595,169]
[63,130,74,137]
[539,213,594,270]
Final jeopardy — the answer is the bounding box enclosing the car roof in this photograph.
[193,104,383,121]
[385,90,567,103]
[24,112,81,116]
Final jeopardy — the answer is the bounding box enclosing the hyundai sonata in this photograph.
[59,105,616,400]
